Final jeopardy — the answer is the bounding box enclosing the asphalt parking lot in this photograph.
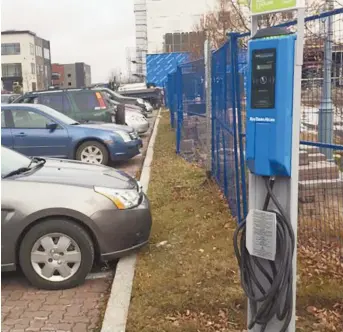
[1,112,157,332]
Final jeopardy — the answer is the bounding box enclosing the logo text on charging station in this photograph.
[249,116,276,122]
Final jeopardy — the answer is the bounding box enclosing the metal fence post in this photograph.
[318,1,334,159]
[229,33,243,223]
[232,33,248,219]
[204,39,212,177]
[176,65,183,154]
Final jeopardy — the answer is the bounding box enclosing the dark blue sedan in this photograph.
[1,104,142,165]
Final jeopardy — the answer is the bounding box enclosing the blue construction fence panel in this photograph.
[166,9,343,267]
[146,52,190,88]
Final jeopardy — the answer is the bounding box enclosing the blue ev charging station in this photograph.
[233,2,305,332]
[246,32,296,177]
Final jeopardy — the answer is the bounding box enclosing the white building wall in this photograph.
[146,0,214,53]
[134,0,148,77]
[1,33,37,92]
[134,0,215,80]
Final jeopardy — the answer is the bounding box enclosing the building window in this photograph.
[43,48,50,60]
[35,45,42,57]
[44,65,48,77]
[1,43,21,55]
[51,72,61,80]
[30,43,35,55]
[31,63,36,74]
[1,63,22,77]
[67,73,71,78]
[68,82,72,86]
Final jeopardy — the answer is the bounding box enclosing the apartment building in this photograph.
[1,30,51,92]
[51,62,92,88]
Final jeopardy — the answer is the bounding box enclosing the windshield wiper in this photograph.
[71,122,80,125]
[3,167,31,179]
[3,157,46,179]
[28,157,46,169]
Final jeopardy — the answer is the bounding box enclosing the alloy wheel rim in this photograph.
[80,145,103,164]
[31,233,82,282]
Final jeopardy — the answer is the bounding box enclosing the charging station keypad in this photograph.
[251,48,276,109]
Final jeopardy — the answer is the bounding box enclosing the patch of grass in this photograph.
[126,111,343,332]
[127,112,245,332]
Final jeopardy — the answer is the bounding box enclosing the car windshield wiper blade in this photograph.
[2,167,31,179]
[28,157,46,169]
[70,122,80,125]
[3,157,46,179]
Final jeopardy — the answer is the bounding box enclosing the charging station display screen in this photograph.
[251,49,276,109]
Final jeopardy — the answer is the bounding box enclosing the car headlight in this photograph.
[94,186,140,209]
[116,130,131,142]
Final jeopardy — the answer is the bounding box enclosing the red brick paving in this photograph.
[1,273,112,332]
[1,114,157,332]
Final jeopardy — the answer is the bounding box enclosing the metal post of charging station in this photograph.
[247,3,305,332]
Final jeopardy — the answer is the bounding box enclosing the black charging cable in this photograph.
[233,177,295,332]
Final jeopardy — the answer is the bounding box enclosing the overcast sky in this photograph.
[1,0,136,83]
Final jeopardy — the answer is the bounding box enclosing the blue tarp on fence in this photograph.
[146,52,190,87]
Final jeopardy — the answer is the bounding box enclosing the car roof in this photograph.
[2,103,49,111]
[22,88,95,95]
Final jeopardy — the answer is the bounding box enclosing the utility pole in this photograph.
[318,0,334,159]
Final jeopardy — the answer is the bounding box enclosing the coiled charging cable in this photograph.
[233,177,295,332]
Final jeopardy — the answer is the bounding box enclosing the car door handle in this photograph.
[14,132,27,137]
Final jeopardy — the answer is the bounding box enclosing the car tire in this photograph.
[19,219,94,290]
[76,140,109,165]
[115,104,126,125]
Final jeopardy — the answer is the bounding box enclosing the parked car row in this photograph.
[1,86,154,290]
[1,87,155,165]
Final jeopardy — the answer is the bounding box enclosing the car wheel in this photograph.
[76,140,109,165]
[19,219,94,290]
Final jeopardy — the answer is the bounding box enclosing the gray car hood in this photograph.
[78,123,134,133]
[17,158,138,190]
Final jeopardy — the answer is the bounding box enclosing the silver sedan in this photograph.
[1,146,152,290]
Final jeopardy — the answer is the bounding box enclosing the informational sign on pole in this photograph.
[251,0,298,15]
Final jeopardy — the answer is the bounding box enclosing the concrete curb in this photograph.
[101,109,162,332]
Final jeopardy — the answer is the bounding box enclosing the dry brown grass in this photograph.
[126,112,343,332]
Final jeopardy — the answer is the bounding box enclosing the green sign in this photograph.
[251,0,297,14]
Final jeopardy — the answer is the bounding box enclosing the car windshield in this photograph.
[1,146,31,177]
[1,95,11,103]
[35,104,79,125]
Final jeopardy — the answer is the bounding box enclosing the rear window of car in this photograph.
[71,91,107,112]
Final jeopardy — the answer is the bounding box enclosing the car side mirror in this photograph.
[46,122,58,132]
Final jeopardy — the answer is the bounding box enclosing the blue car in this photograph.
[1,104,143,165]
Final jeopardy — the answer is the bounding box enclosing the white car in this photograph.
[125,110,149,134]
[137,98,153,112]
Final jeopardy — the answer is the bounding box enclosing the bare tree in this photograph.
[191,0,325,57]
